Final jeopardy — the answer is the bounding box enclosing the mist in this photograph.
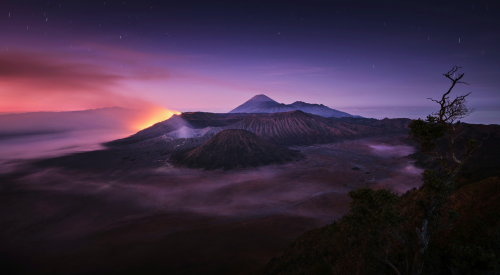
[0,134,422,235]
[0,130,423,273]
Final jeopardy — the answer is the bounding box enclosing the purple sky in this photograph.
[1,0,499,124]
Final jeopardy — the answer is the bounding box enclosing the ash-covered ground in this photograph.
[0,133,422,275]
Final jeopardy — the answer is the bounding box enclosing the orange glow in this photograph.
[131,107,181,131]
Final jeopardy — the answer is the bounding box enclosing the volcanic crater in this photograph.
[171,129,302,170]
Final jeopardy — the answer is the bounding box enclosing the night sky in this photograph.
[1,0,499,123]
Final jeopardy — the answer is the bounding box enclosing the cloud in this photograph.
[0,48,171,113]
[0,52,122,84]
[0,52,124,95]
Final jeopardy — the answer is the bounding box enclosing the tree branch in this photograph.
[374,244,402,275]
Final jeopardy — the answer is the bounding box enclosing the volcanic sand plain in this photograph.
[0,135,423,274]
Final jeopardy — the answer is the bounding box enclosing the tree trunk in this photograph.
[411,250,423,275]
[412,218,430,275]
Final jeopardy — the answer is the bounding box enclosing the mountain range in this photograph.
[34,94,413,172]
[229,94,359,118]
[106,110,410,149]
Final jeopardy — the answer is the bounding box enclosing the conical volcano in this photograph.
[229,94,281,113]
[171,129,300,170]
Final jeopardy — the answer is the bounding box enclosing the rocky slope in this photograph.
[170,129,301,170]
[226,111,410,145]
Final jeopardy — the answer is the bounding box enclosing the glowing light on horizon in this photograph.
[131,107,181,131]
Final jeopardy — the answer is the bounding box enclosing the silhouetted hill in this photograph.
[229,94,358,118]
[170,129,300,170]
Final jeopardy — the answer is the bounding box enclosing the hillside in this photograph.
[265,176,500,275]
[170,129,301,170]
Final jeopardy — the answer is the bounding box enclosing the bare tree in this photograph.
[407,66,481,275]
[427,66,476,179]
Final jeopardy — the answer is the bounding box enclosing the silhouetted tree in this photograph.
[345,66,480,275]
[407,66,479,275]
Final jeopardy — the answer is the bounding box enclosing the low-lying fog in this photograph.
[0,129,133,173]
[0,130,423,274]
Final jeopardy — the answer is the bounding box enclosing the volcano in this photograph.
[171,129,300,170]
[229,94,280,113]
[229,94,358,118]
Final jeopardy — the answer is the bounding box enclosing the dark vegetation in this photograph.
[265,177,500,275]
[170,129,302,170]
[411,122,500,190]
[265,67,500,275]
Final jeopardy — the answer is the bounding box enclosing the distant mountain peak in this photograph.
[229,95,359,118]
[229,95,279,114]
[247,94,278,103]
